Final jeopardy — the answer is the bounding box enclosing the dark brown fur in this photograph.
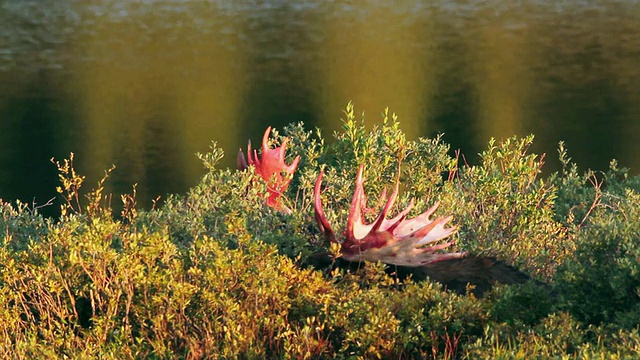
[306,252,537,297]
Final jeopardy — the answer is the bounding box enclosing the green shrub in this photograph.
[2,104,640,358]
[554,187,640,329]
[442,136,572,279]
[487,281,554,328]
[0,200,49,251]
[466,313,640,359]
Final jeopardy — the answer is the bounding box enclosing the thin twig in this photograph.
[578,173,603,228]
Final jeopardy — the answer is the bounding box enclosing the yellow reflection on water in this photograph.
[70,6,246,199]
[316,4,435,138]
[470,14,532,144]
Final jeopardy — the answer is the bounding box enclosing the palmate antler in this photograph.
[238,127,300,212]
[314,165,467,266]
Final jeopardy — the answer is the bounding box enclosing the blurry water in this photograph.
[2,0,640,215]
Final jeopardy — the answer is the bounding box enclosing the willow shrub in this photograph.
[553,169,640,329]
[1,104,640,358]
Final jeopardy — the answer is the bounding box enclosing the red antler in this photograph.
[238,127,300,211]
[314,165,466,266]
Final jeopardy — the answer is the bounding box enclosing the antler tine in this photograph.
[314,170,337,243]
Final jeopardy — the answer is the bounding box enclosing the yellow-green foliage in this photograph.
[444,136,571,279]
[0,206,489,358]
[1,105,639,358]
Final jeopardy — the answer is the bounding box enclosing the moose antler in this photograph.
[238,127,300,211]
[314,165,466,266]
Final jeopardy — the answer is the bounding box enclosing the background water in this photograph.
[2,0,640,216]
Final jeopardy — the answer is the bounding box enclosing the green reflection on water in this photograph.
[68,2,248,205]
[316,2,436,139]
[1,0,640,214]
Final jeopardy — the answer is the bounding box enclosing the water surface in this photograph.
[2,0,640,214]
